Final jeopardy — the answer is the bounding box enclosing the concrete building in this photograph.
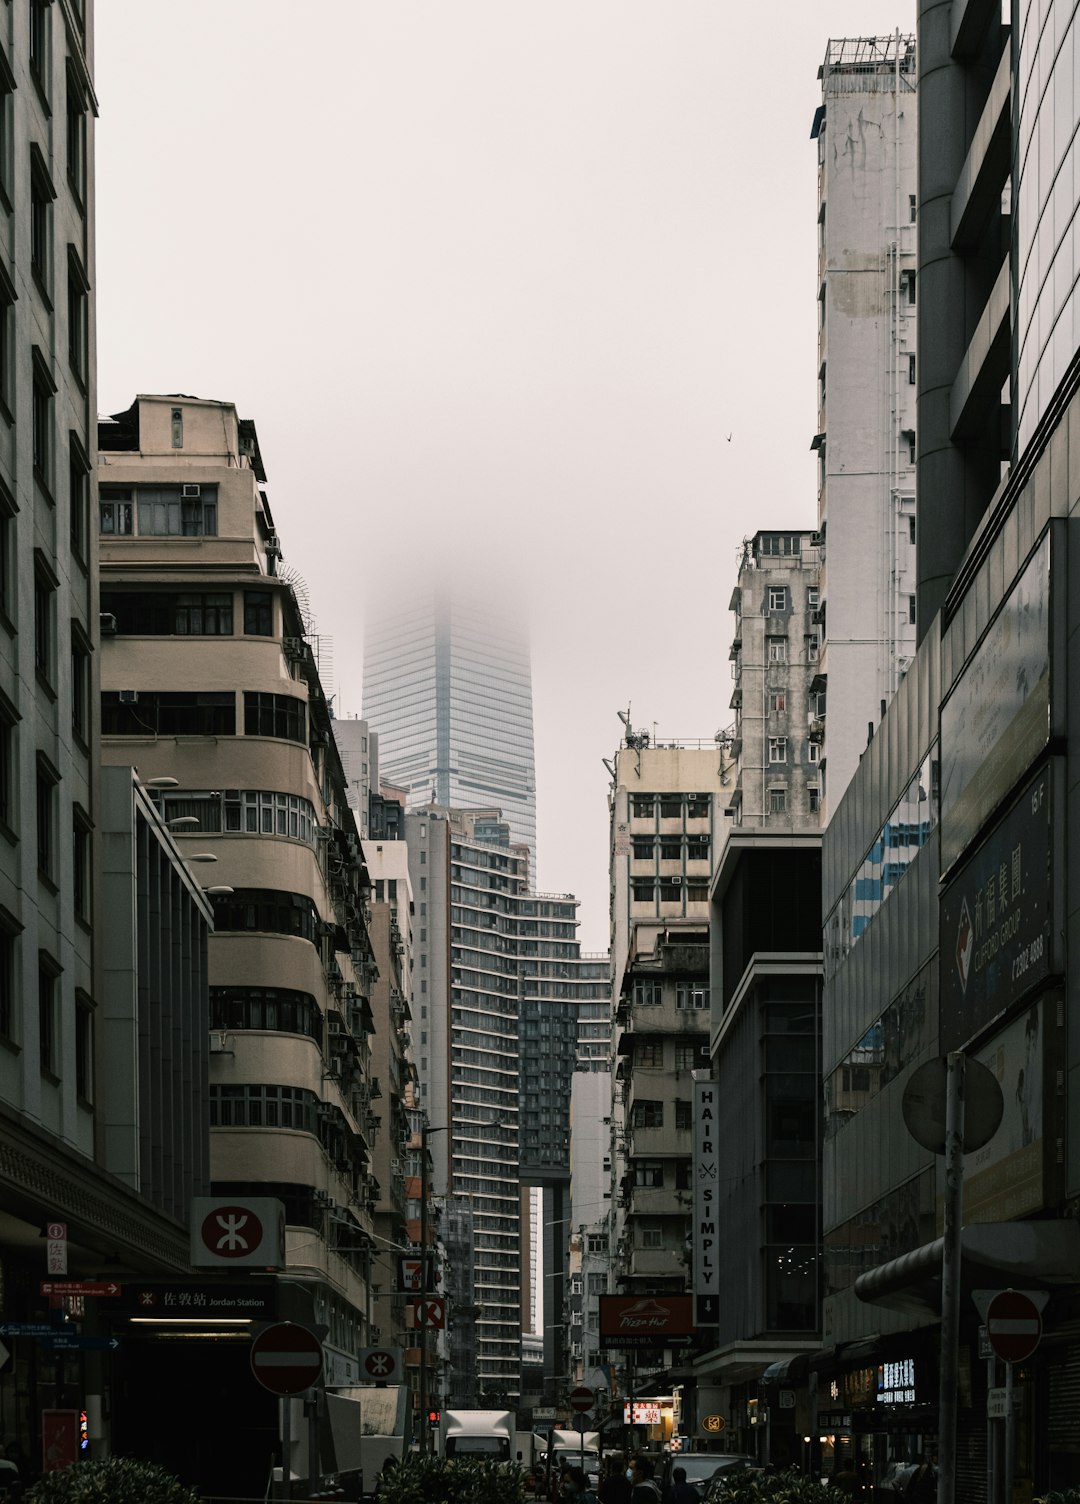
[727,530,824,830]
[812,37,919,817]
[334,715,378,839]
[363,591,537,866]
[99,395,378,1397]
[816,0,1080,1489]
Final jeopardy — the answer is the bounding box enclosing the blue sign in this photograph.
[41,1336,120,1353]
[0,1323,65,1338]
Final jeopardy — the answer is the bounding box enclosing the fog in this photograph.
[96,0,915,948]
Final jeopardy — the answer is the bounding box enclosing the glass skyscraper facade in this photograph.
[362,593,537,865]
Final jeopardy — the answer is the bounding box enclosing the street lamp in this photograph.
[419,1121,449,1456]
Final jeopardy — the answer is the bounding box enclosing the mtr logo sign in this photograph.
[189,1197,287,1270]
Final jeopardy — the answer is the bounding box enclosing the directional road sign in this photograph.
[986,1289,1043,1364]
[569,1385,595,1414]
[0,1323,67,1338]
[39,1281,121,1298]
[249,1321,324,1396]
[41,1335,120,1353]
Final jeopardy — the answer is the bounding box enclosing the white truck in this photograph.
[325,1384,411,1497]
[546,1428,601,1493]
[440,1408,516,1462]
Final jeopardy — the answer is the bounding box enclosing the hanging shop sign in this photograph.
[598,1294,695,1349]
[693,1074,720,1327]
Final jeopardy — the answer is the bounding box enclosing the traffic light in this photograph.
[428,1408,440,1427]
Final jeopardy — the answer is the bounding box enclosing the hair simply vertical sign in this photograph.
[694,1074,720,1326]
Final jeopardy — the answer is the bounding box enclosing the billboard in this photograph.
[960,999,1049,1224]
[939,764,1056,1052]
[693,1075,720,1326]
[599,1294,695,1348]
[940,531,1051,874]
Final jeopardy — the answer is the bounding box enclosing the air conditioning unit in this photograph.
[699,1046,710,1059]
[181,484,201,498]
[283,637,306,659]
[327,1017,343,1036]
[118,689,139,704]
[265,533,282,555]
[223,789,240,802]
[100,613,118,636]
[208,1030,230,1053]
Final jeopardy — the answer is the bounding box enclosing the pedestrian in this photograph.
[599,1454,632,1504]
[628,1456,662,1504]
[666,1465,697,1504]
[904,1454,937,1504]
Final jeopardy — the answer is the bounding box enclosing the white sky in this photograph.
[95,0,916,951]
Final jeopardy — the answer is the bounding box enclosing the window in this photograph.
[32,352,56,489]
[174,593,233,635]
[809,786,821,814]
[137,485,218,536]
[99,487,133,535]
[686,793,710,818]
[29,1,49,89]
[0,261,14,418]
[209,888,320,945]
[631,878,655,903]
[30,149,55,295]
[767,637,787,663]
[768,586,786,612]
[210,986,321,1040]
[634,1160,664,1187]
[0,705,13,832]
[769,787,788,815]
[71,623,90,744]
[659,837,681,860]
[631,1100,663,1129]
[675,1161,692,1190]
[675,1100,693,1132]
[75,993,93,1102]
[244,692,305,743]
[635,1039,663,1067]
[69,436,89,560]
[171,407,183,448]
[38,955,58,1075]
[808,743,821,765]
[0,914,16,1040]
[807,635,820,663]
[808,588,819,609]
[908,353,916,385]
[768,737,787,764]
[66,250,88,383]
[33,553,56,685]
[244,590,273,635]
[903,429,916,464]
[904,271,916,305]
[659,795,682,819]
[686,834,709,860]
[66,74,87,203]
[908,595,916,625]
[0,476,15,623]
[100,690,236,737]
[640,1222,663,1249]
[631,837,653,860]
[659,878,682,902]
[909,194,917,223]
[631,795,655,819]
[908,515,916,546]
[674,1043,697,1070]
[72,807,90,922]
[36,757,57,881]
[676,983,709,1010]
[632,980,662,1007]
[770,692,786,713]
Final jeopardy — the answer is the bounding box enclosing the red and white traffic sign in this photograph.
[249,1322,324,1396]
[986,1289,1042,1364]
[413,1296,445,1329]
[569,1385,595,1414]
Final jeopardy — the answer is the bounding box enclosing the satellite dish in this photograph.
[902,1056,1004,1155]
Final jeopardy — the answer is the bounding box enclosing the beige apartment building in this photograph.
[98,394,379,1383]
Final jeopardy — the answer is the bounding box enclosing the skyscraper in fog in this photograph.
[362,592,537,867]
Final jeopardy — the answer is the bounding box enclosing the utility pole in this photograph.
[419,1120,430,1455]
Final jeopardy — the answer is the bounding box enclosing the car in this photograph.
[662,1453,756,1500]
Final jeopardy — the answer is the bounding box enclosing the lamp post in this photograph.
[419,1121,448,1456]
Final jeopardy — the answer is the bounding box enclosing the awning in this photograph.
[854,1221,1080,1317]
[760,1354,810,1387]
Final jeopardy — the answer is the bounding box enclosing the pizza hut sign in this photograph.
[598,1294,695,1349]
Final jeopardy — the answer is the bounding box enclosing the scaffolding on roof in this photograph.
[824,35,916,74]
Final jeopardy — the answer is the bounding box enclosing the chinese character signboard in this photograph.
[693,1075,719,1326]
[940,764,1057,1052]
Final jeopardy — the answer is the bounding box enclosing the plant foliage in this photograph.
[26,1456,201,1504]
[707,1469,845,1504]
[376,1453,527,1504]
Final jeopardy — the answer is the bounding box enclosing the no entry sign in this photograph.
[986,1290,1042,1364]
[569,1385,594,1414]
[249,1322,324,1396]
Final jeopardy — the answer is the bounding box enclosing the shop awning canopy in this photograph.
[854,1220,1080,1318]
[759,1353,810,1387]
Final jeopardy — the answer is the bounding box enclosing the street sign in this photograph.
[413,1296,445,1329]
[701,1414,726,1435]
[986,1289,1043,1364]
[0,1323,67,1338]
[533,1408,557,1422]
[41,1336,120,1353]
[360,1346,402,1383]
[249,1322,324,1397]
[46,1223,67,1276]
[569,1385,595,1414]
[191,1197,285,1269]
[124,1281,275,1318]
[39,1282,121,1298]
[987,1387,1022,1419]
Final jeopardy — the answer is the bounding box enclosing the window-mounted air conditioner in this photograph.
[265,534,282,555]
[181,484,201,499]
[118,688,138,703]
